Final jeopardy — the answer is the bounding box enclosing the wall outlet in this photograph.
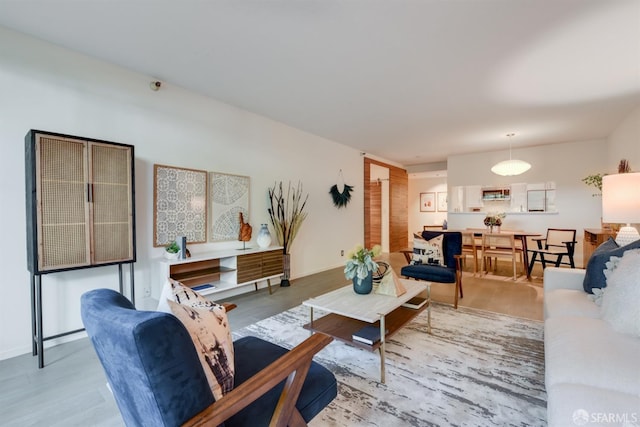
[341,249,344,256]
[143,286,151,297]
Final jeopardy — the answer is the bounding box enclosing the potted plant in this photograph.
[582,159,631,197]
[164,240,180,259]
[344,244,382,294]
[582,173,604,197]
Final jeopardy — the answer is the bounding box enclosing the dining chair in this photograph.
[481,233,523,280]
[528,228,577,270]
[423,225,444,231]
[461,231,480,276]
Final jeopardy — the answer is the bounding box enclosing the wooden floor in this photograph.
[0,252,544,426]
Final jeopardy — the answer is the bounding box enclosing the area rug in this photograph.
[233,303,547,427]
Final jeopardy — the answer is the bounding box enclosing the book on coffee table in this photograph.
[401,296,428,310]
[352,325,387,345]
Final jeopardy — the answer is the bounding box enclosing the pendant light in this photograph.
[491,133,531,176]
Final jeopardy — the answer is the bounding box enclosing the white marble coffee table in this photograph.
[302,279,430,383]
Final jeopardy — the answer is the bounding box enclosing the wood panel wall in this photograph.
[364,158,408,252]
[369,182,382,247]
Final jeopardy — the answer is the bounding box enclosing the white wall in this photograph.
[0,28,366,360]
[447,139,609,267]
[607,105,640,171]
[408,176,447,239]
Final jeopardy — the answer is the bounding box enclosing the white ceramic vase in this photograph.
[256,224,272,248]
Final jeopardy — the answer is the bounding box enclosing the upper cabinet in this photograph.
[450,182,556,214]
[25,130,136,274]
[464,185,483,210]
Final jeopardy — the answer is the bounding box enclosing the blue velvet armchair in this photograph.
[80,289,337,427]
[400,231,464,308]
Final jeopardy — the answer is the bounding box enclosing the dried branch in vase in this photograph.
[618,159,631,173]
[267,181,308,254]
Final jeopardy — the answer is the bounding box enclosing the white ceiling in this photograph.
[1,0,639,167]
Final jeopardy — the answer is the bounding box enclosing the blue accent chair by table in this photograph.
[400,230,464,308]
[80,288,336,427]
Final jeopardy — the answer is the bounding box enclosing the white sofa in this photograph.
[543,267,640,427]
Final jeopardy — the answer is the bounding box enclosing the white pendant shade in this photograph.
[491,133,531,176]
[491,159,532,176]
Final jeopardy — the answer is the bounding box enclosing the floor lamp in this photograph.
[602,172,640,246]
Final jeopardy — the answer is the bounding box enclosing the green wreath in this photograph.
[329,183,354,208]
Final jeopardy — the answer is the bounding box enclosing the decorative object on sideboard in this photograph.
[267,181,309,286]
[256,224,272,249]
[602,171,640,246]
[344,244,382,294]
[238,212,252,250]
[165,241,180,259]
[329,169,354,208]
[491,133,531,176]
[176,235,188,259]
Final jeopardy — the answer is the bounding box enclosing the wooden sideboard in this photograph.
[583,229,617,265]
[157,246,284,296]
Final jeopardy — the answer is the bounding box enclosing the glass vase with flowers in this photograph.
[483,212,506,233]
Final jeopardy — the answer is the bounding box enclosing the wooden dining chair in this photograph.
[461,231,480,276]
[423,225,444,231]
[481,233,523,280]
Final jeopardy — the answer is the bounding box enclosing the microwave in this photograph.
[482,187,511,201]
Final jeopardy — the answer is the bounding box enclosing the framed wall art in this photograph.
[437,192,448,212]
[153,164,208,247]
[209,172,250,242]
[420,192,436,212]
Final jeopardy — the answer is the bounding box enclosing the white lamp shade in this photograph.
[602,173,640,223]
[491,159,531,176]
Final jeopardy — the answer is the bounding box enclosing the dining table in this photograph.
[464,228,542,280]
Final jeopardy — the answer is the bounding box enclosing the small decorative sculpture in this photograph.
[238,212,252,249]
[375,269,407,297]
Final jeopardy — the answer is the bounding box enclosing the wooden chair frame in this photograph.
[461,232,480,276]
[481,233,523,280]
[185,333,333,427]
[401,231,464,308]
[528,228,577,271]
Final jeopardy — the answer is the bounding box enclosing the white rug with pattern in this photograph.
[234,303,546,427]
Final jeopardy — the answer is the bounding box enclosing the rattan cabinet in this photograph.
[25,130,136,367]
[26,131,136,272]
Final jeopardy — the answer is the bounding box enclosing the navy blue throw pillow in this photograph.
[583,237,640,293]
